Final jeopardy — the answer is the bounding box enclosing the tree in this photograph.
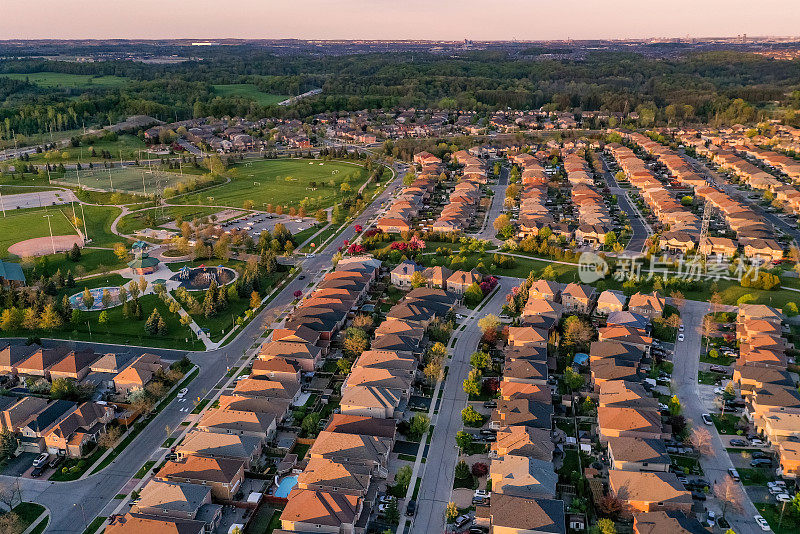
[604,231,617,248]
[101,288,112,309]
[669,290,685,309]
[463,282,484,306]
[250,291,261,309]
[315,209,327,224]
[668,394,682,416]
[0,308,21,332]
[455,460,471,481]
[39,304,62,330]
[337,357,353,374]
[395,465,412,492]
[343,327,369,357]
[786,302,799,317]
[597,518,617,534]
[714,476,745,517]
[113,243,129,262]
[69,243,81,262]
[138,276,148,294]
[0,511,21,534]
[384,498,399,524]
[98,425,122,449]
[455,431,472,452]
[409,271,427,288]
[470,351,491,370]
[408,414,430,441]
[301,413,321,436]
[471,462,488,477]
[0,479,22,512]
[690,427,714,456]
[145,309,162,335]
[82,287,94,309]
[563,366,585,392]
[597,494,623,519]
[563,316,593,346]
[493,213,511,232]
[462,370,482,396]
[461,405,483,426]
[445,501,459,522]
[478,314,500,334]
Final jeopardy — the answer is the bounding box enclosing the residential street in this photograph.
[0,164,406,534]
[599,155,650,255]
[474,163,509,242]
[409,276,516,534]
[671,299,760,534]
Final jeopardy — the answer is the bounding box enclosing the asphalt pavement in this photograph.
[599,155,650,255]
[672,299,760,534]
[410,276,516,534]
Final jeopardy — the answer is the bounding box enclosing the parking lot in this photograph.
[221,212,317,239]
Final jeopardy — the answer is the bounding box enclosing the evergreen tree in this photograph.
[69,243,81,262]
[144,309,161,335]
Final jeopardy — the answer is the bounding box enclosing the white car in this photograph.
[679,324,685,332]
[775,493,792,503]
[677,334,685,342]
[177,388,188,398]
[713,387,725,395]
[751,438,765,447]
[754,515,771,531]
[702,413,713,426]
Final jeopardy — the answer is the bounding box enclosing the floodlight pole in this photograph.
[0,191,5,217]
[43,214,56,254]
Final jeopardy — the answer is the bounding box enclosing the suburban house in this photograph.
[490,455,558,499]
[106,513,205,534]
[779,441,800,479]
[0,260,26,288]
[474,494,566,534]
[156,456,245,500]
[446,270,482,295]
[597,407,665,442]
[280,488,363,534]
[390,260,423,287]
[609,470,692,515]
[560,283,596,314]
[596,290,627,315]
[340,385,403,419]
[42,401,114,457]
[607,437,671,472]
[627,292,665,319]
[113,353,166,395]
[491,426,554,461]
[131,479,222,532]
[633,511,708,534]
[176,430,263,468]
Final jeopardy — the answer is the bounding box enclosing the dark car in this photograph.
[48,456,62,469]
[298,275,306,280]
[691,491,707,501]
[750,458,772,467]
[405,500,416,517]
[729,438,748,447]
[751,451,772,460]
[30,465,44,478]
[710,365,727,373]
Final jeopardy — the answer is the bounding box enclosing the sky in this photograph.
[2,1,799,41]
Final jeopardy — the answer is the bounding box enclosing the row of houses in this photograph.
[389,261,482,296]
[564,150,614,248]
[589,294,706,532]
[278,284,459,533]
[430,150,487,234]
[511,152,561,239]
[730,304,800,479]
[605,142,701,254]
[628,131,785,262]
[376,154,442,234]
[476,280,564,534]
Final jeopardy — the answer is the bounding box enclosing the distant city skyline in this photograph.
[2,0,799,41]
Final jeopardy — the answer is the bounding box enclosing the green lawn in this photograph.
[755,502,799,534]
[1,72,127,89]
[171,159,367,210]
[711,413,742,435]
[27,134,144,165]
[75,204,124,248]
[0,205,77,256]
[11,502,46,526]
[31,249,127,279]
[116,206,223,235]
[49,445,107,481]
[211,84,289,106]
[301,224,337,252]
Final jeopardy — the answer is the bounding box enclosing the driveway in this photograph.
[672,299,761,534]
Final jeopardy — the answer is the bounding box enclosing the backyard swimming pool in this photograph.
[274,475,298,498]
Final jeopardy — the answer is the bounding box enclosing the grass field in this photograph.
[75,204,123,248]
[172,159,366,210]
[116,206,223,236]
[1,72,128,89]
[28,134,145,164]
[0,205,76,256]
[211,84,289,106]
[58,164,184,195]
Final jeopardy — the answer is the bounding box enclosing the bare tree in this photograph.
[669,290,685,309]
[0,479,21,511]
[690,427,715,457]
[0,511,22,534]
[714,476,745,517]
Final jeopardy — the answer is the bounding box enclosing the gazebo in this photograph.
[128,252,160,275]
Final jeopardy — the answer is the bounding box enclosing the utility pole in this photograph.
[43,213,56,254]
[0,190,5,217]
[79,202,88,244]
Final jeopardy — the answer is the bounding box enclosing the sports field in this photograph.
[211,84,289,106]
[59,165,186,195]
[171,159,366,210]
[0,206,77,256]
[1,72,128,89]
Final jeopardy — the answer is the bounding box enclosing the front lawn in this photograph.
[711,413,743,435]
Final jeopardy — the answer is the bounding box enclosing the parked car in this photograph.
[405,499,416,516]
[754,515,772,531]
[750,458,772,468]
[677,334,685,342]
[776,493,792,503]
[48,456,62,469]
[679,324,685,332]
[455,515,471,529]
[710,365,727,373]
[30,465,44,478]
[702,413,713,426]
[752,451,771,460]
[706,511,717,528]
[751,438,766,447]
[691,491,706,501]
[729,438,748,447]
[32,453,49,469]
[728,468,740,481]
